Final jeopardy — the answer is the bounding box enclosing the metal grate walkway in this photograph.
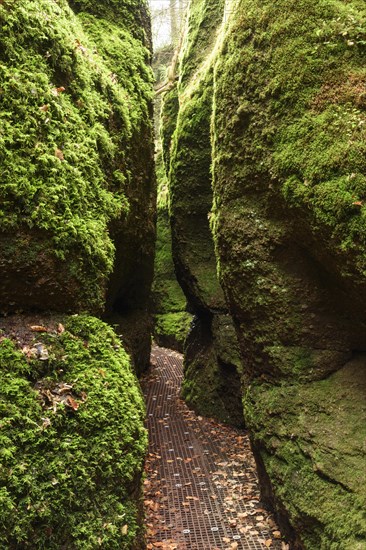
[141,345,284,550]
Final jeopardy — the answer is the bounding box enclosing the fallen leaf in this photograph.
[66,396,79,411]
[121,524,128,535]
[39,104,49,112]
[265,540,273,548]
[57,323,65,333]
[55,148,64,160]
[30,325,48,332]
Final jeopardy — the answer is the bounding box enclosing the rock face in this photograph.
[162,0,244,426]
[0,0,154,546]
[0,0,155,318]
[169,0,366,546]
[151,152,193,352]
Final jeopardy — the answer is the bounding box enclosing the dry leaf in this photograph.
[121,524,128,535]
[30,325,48,332]
[66,396,79,411]
[55,148,64,160]
[265,539,273,548]
[39,104,49,112]
[57,323,65,334]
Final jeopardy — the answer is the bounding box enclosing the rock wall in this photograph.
[0,0,155,320]
[162,0,244,426]
[169,0,366,546]
[212,1,366,546]
[0,0,155,546]
[151,151,193,352]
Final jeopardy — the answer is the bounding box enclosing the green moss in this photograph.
[212,0,366,285]
[154,312,192,351]
[160,88,179,175]
[0,0,153,312]
[152,204,187,314]
[151,152,192,350]
[179,0,225,87]
[245,357,366,548]
[69,0,150,44]
[182,315,244,427]
[0,315,147,548]
[168,10,226,310]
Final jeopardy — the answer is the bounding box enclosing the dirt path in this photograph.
[141,345,286,550]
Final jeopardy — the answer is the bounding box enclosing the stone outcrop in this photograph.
[161,0,244,426]
[168,0,366,546]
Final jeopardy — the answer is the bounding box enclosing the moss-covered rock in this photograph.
[210,0,366,546]
[154,312,192,352]
[0,315,147,548]
[182,314,243,427]
[212,0,366,380]
[246,356,366,549]
[0,0,155,315]
[161,0,243,424]
[168,0,226,312]
[167,0,366,544]
[160,87,179,175]
[106,309,153,376]
[151,152,192,352]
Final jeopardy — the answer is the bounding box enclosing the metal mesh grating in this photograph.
[142,345,284,550]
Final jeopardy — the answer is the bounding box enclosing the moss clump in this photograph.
[69,0,150,45]
[154,312,192,351]
[0,315,147,548]
[0,0,153,313]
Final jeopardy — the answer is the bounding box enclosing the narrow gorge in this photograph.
[1,0,365,548]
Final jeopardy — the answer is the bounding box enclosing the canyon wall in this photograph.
[162,0,244,427]
[0,0,155,546]
[166,0,366,546]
